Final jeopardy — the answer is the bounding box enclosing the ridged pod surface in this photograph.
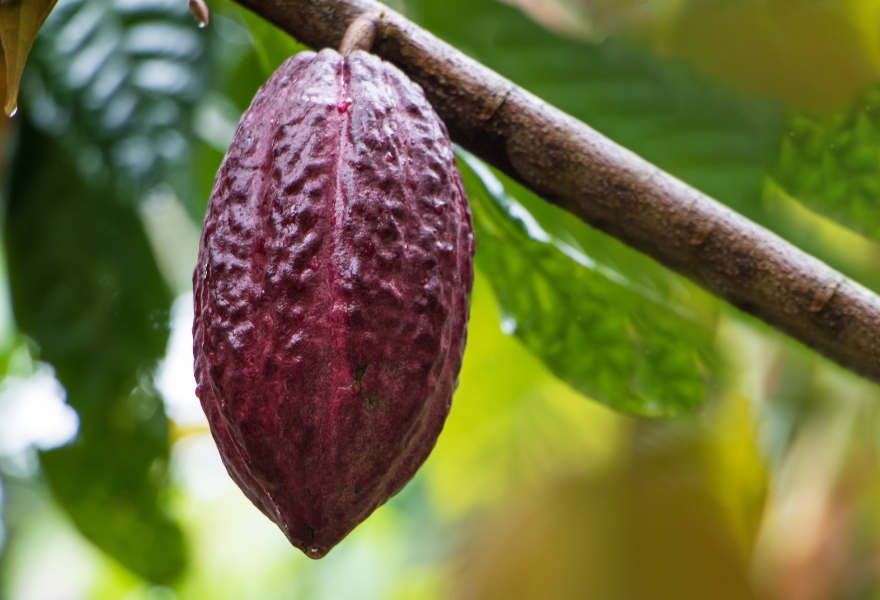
[193,49,474,558]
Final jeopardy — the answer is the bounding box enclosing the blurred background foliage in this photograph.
[2,0,880,598]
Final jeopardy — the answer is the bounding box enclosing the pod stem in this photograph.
[339,12,382,56]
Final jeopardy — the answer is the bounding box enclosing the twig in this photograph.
[231,0,880,384]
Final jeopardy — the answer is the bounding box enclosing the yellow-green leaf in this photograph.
[0,0,59,116]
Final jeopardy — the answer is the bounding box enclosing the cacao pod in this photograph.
[193,48,474,558]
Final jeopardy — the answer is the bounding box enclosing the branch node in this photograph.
[690,221,715,246]
[340,12,383,56]
[479,86,510,121]
[810,279,841,313]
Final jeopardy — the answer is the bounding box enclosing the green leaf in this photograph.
[24,0,212,217]
[426,269,623,517]
[4,122,184,583]
[0,0,58,116]
[458,149,715,416]
[773,82,880,240]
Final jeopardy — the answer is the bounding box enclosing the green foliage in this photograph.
[773,82,880,239]
[426,269,622,518]
[237,7,307,82]
[459,150,715,416]
[4,123,183,583]
[25,0,211,215]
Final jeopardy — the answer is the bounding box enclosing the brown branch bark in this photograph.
[232,0,880,384]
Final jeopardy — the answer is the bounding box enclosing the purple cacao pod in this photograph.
[193,48,474,558]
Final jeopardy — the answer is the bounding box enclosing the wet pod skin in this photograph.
[193,49,474,558]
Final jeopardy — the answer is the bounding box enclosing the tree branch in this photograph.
[232,0,880,384]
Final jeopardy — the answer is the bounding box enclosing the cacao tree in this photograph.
[1,0,880,598]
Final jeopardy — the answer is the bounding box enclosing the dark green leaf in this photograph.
[405,0,785,221]
[24,0,211,217]
[237,6,307,81]
[459,149,715,416]
[4,122,184,583]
